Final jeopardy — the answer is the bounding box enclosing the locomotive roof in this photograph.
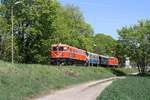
[87,52,99,56]
[99,55,109,58]
[109,57,118,59]
[99,55,118,59]
[51,43,86,52]
[52,44,68,47]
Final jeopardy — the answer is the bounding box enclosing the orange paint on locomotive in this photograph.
[108,57,119,65]
[50,44,87,61]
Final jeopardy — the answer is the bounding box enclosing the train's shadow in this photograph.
[109,68,127,76]
[135,73,150,77]
[110,68,150,77]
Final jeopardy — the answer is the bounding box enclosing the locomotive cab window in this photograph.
[52,46,68,51]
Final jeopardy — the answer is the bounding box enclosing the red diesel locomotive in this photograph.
[50,44,87,65]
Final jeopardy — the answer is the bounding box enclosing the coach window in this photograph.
[76,50,78,54]
[79,50,81,54]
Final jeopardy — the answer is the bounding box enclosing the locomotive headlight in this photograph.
[64,47,68,51]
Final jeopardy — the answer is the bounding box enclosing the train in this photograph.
[49,43,119,67]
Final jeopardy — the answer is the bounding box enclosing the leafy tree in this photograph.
[94,33,117,56]
[0,1,95,64]
[1,0,61,63]
[0,2,12,61]
[118,19,150,73]
[60,5,94,51]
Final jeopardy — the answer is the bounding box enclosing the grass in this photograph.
[97,76,150,100]
[0,60,137,100]
[109,68,137,76]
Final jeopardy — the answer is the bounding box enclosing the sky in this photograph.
[59,0,150,39]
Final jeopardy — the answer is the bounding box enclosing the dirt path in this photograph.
[34,77,124,100]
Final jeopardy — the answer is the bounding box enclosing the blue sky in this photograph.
[59,0,150,39]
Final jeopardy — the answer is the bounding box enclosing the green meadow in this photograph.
[0,60,137,100]
[97,76,150,100]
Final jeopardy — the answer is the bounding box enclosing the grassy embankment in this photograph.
[97,76,150,100]
[0,60,137,100]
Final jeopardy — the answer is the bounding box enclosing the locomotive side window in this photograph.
[52,47,57,51]
[58,47,64,51]
[52,46,68,51]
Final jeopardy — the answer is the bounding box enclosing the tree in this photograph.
[1,0,61,63]
[60,5,94,51]
[0,3,11,61]
[94,33,117,56]
[118,19,150,74]
[0,1,95,64]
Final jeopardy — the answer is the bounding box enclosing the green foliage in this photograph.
[94,33,117,56]
[0,0,95,64]
[57,5,94,51]
[97,76,150,100]
[0,15,11,61]
[118,19,150,73]
[0,0,61,63]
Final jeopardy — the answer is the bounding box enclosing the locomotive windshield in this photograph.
[52,47,57,51]
[52,46,68,51]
